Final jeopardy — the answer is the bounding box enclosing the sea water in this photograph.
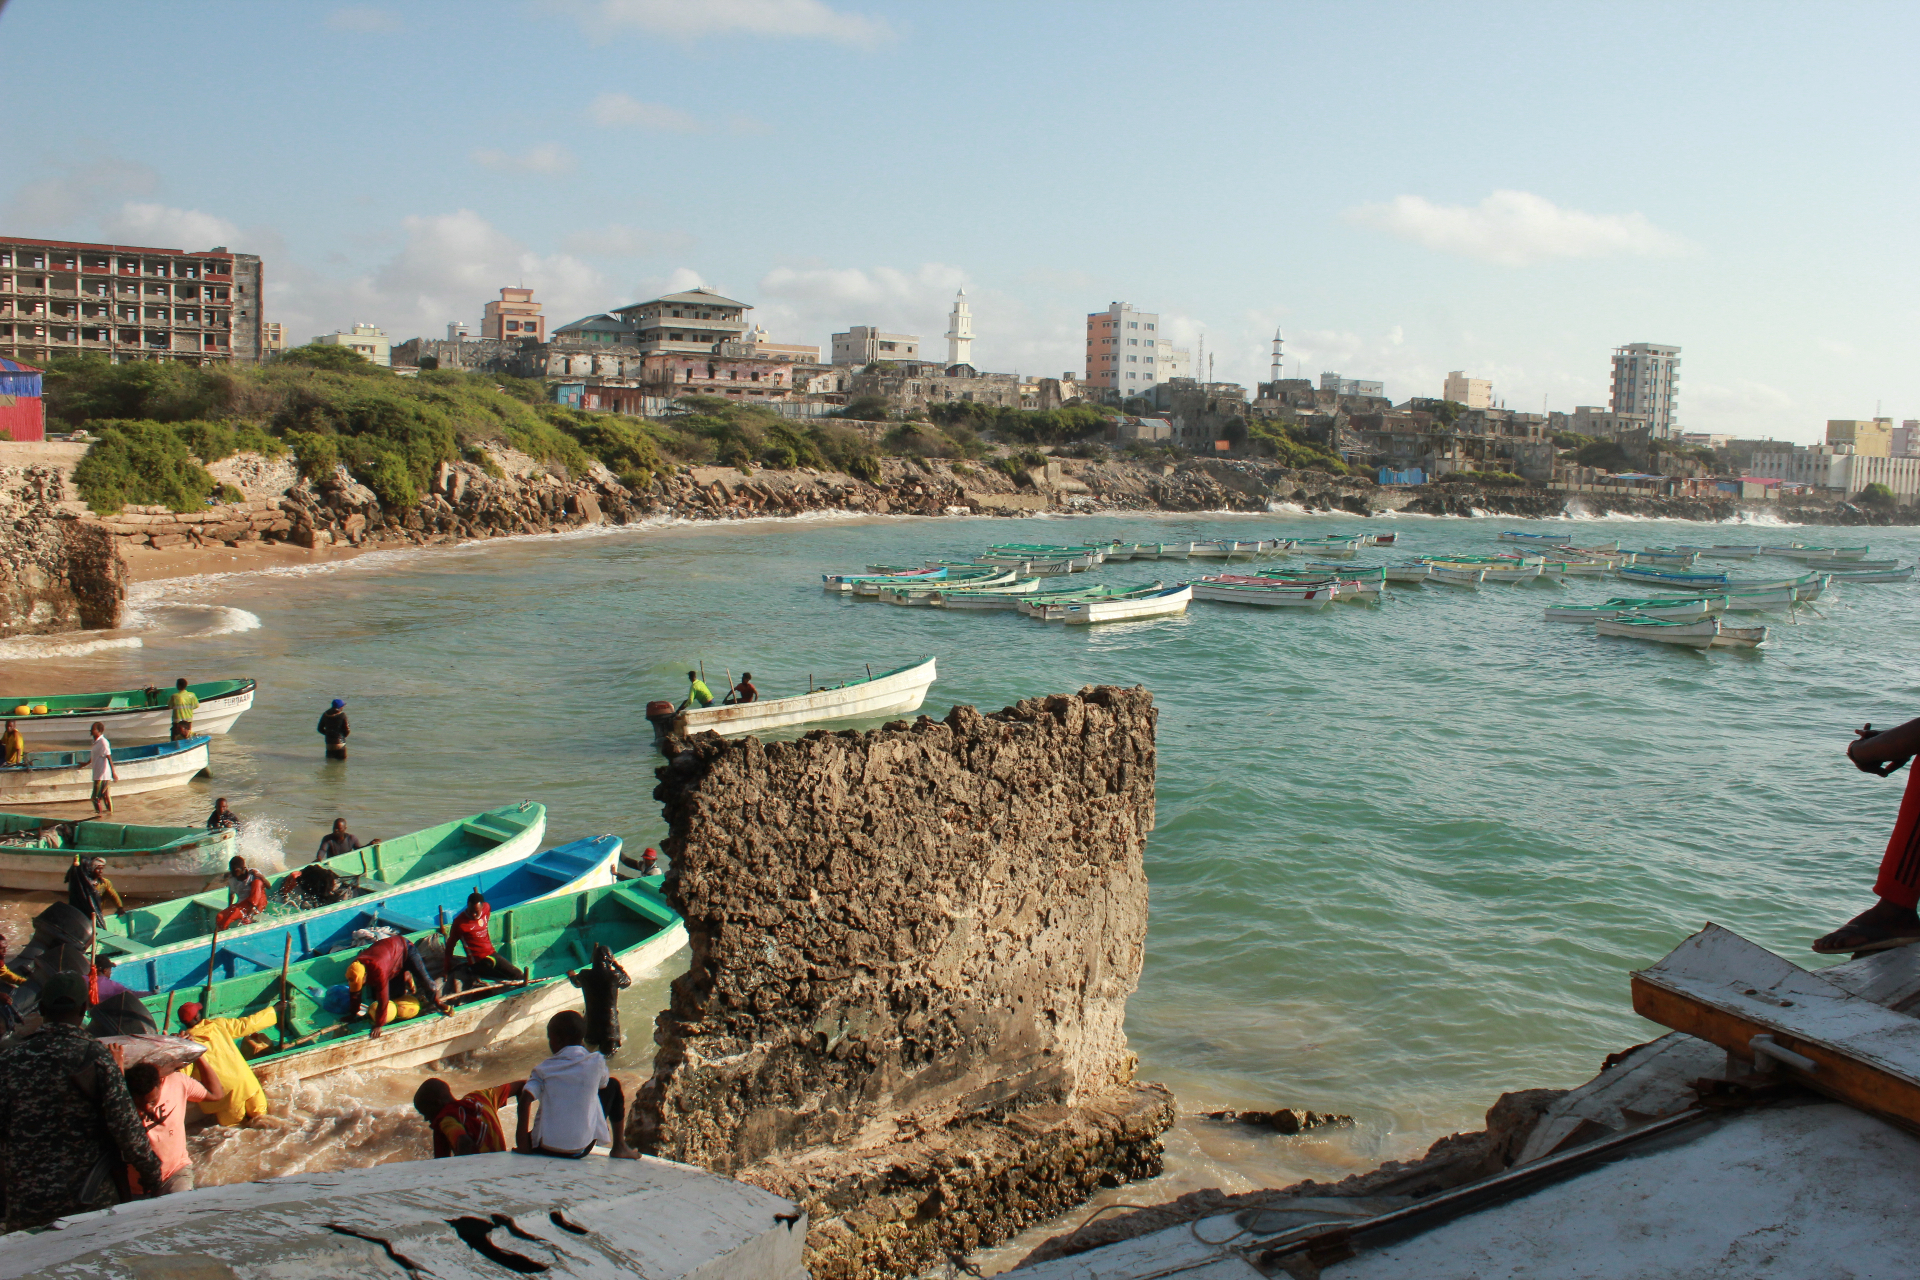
[4,509,1916,1258]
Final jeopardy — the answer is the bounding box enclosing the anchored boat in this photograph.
[1051,584,1192,625]
[94,801,549,969]
[648,657,936,743]
[0,737,210,807]
[1594,616,1721,648]
[2,679,255,746]
[1191,580,1338,610]
[0,814,236,894]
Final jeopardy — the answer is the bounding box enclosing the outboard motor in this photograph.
[89,989,159,1037]
[646,700,684,748]
[3,901,95,1019]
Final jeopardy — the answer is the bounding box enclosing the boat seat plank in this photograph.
[219,939,286,975]
[460,820,519,843]
[525,850,596,883]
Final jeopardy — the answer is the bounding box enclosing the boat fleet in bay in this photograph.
[0,673,686,1082]
[820,529,1913,652]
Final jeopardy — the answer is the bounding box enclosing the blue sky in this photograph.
[2,0,1914,440]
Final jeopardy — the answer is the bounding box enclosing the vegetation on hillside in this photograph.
[1860,482,1896,505]
[1244,420,1349,474]
[926,401,1115,445]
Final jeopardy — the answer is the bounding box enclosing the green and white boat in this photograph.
[0,813,236,895]
[2,678,255,746]
[94,800,547,960]
[135,881,685,1081]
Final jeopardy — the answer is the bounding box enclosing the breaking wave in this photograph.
[0,634,143,661]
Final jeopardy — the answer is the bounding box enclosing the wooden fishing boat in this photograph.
[1544,597,1721,623]
[1618,566,1731,588]
[1767,543,1869,561]
[1710,624,1770,649]
[1497,531,1572,547]
[0,814,235,894]
[0,737,210,807]
[923,578,1043,607]
[1017,584,1134,616]
[976,555,1088,576]
[1594,616,1721,649]
[1363,532,1398,546]
[1432,560,1538,583]
[1803,557,1900,571]
[1383,564,1431,584]
[133,882,686,1082]
[1671,571,1818,593]
[1674,544,1762,559]
[2,679,254,747]
[1539,558,1615,577]
[94,802,550,973]
[1191,580,1337,609]
[118,834,614,996]
[823,567,944,593]
[1564,539,1621,554]
[1291,536,1362,558]
[1292,562,1388,582]
[856,567,1006,597]
[1427,566,1485,588]
[1146,541,1198,559]
[873,567,1014,603]
[1054,584,1192,625]
[650,657,936,742]
[1235,573,1379,602]
[1821,565,1914,583]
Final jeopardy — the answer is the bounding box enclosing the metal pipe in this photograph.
[1749,1034,1817,1073]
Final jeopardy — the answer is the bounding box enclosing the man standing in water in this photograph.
[168,678,198,742]
[317,698,350,759]
[0,972,164,1229]
[1816,717,1920,953]
[567,944,631,1055]
[88,721,115,814]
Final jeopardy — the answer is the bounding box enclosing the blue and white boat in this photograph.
[0,736,210,807]
[1618,566,1732,588]
[1497,531,1572,547]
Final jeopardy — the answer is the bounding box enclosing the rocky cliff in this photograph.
[638,687,1172,1278]
[0,467,127,638]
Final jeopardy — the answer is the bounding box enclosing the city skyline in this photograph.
[1,1,1913,442]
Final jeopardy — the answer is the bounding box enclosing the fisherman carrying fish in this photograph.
[446,891,526,989]
[1816,716,1920,953]
[515,1009,640,1160]
[179,1001,276,1126]
[167,678,198,742]
[347,934,452,1038]
[123,1056,223,1195]
[215,856,270,930]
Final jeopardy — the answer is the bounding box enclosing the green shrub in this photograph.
[72,420,227,514]
[1245,420,1348,474]
[1860,482,1896,505]
[927,401,1115,445]
[1576,439,1630,470]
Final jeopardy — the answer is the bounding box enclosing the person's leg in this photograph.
[600,1078,637,1159]
[101,780,111,814]
[1816,768,1920,952]
[404,943,447,1010]
[160,1167,194,1195]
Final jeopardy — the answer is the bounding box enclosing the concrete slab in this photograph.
[3,1152,808,1280]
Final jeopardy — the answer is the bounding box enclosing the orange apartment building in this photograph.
[481,286,545,341]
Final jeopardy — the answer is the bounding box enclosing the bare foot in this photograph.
[609,1143,641,1160]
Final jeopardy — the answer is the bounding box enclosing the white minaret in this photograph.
[1270,327,1284,387]
[946,289,973,368]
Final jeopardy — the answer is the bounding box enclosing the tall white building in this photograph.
[1085,301,1179,398]
[1444,370,1492,409]
[1610,342,1680,439]
[945,290,973,369]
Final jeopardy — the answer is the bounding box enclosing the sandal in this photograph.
[1812,904,1920,955]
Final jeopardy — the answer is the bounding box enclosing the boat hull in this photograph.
[1193,582,1335,609]
[656,658,936,741]
[0,820,237,894]
[0,738,210,809]
[1057,585,1192,624]
[1595,618,1719,648]
[9,684,255,747]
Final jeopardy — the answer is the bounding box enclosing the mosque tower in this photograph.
[1270,326,1285,387]
[946,289,974,369]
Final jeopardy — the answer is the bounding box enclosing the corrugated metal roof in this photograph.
[0,358,43,373]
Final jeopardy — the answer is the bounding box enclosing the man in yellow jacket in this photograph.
[179,1002,275,1125]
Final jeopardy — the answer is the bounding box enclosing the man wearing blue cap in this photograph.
[0,971,164,1229]
[317,698,351,760]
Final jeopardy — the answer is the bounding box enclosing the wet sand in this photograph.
[122,540,369,583]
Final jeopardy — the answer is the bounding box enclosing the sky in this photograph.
[2,0,1914,442]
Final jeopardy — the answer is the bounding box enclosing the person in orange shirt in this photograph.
[214,857,269,930]
[412,1076,525,1157]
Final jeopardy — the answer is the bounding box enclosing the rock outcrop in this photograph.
[0,467,127,637]
[638,686,1169,1278]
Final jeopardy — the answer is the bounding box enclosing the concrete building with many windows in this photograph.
[1443,371,1492,409]
[1827,417,1893,456]
[1895,420,1920,458]
[1321,372,1385,397]
[1749,442,1920,501]
[0,235,265,365]
[830,326,919,366]
[1610,342,1680,438]
[481,286,545,342]
[311,323,391,366]
[1086,302,1177,398]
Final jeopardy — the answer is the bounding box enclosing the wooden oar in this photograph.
[162,990,176,1032]
[276,934,293,1050]
[201,910,223,1011]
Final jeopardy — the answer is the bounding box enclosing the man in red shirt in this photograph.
[346,935,451,1037]
[1815,717,1920,953]
[214,857,269,930]
[446,892,526,988]
[412,1076,524,1157]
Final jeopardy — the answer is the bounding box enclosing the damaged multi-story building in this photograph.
[0,235,266,366]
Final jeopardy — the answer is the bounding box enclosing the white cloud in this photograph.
[587,93,704,132]
[3,152,160,231]
[561,223,696,256]
[470,144,577,175]
[271,209,611,342]
[102,202,242,249]
[327,6,402,32]
[1345,190,1685,267]
[570,0,891,46]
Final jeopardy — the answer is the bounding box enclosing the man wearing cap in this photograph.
[179,1001,278,1126]
[0,971,164,1230]
[317,698,351,759]
[347,934,451,1038]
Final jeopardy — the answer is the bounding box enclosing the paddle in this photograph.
[276,935,293,1050]
[201,906,223,1011]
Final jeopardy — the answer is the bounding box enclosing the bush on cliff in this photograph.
[1245,420,1348,474]
[927,401,1114,446]
[1860,482,1896,506]
[73,420,245,514]
[1576,439,1630,470]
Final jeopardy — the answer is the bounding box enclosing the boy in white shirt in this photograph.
[515,1010,639,1159]
[88,721,116,814]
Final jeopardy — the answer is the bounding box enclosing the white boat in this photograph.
[1028,582,1167,620]
[1142,541,1196,559]
[1191,581,1336,609]
[1544,597,1719,623]
[649,658,936,741]
[1543,558,1616,577]
[1674,544,1761,559]
[3,680,255,747]
[1362,533,1397,546]
[0,816,235,895]
[875,567,1015,603]
[931,582,1057,610]
[1594,616,1721,648]
[0,737,211,806]
[0,1147,804,1280]
[1804,557,1900,571]
[1427,566,1485,588]
[1475,563,1542,583]
[1768,543,1869,561]
[823,567,944,593]
[1383,564,1431,584]
[1055,584,1193,624]
[1711,624,1770,648]
[1822,565,1915,583]
[1498,531,1572,547]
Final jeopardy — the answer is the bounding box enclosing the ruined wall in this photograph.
[0,467,126,637]
[639,686,1159,1174]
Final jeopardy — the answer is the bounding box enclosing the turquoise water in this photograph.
[5,509,1916,1191]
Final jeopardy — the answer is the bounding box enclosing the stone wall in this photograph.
[0,466,126,637]
[637,686,1168,1275]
